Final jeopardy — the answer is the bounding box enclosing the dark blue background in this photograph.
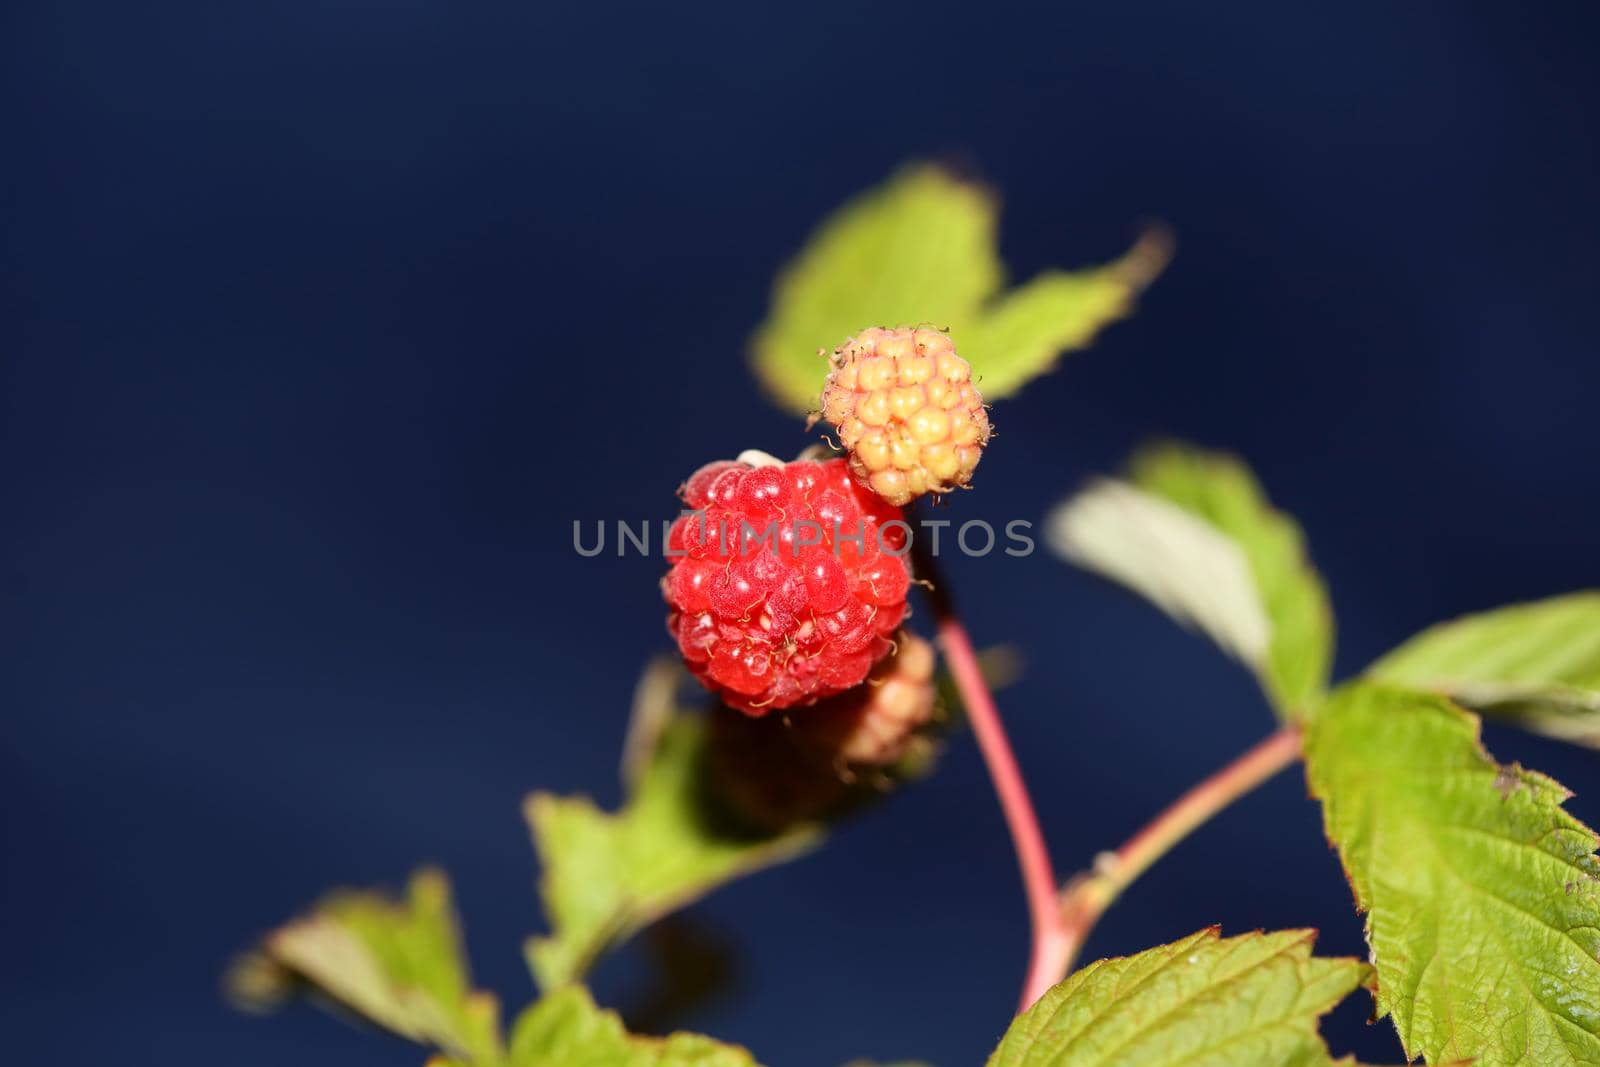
[5,2,1598,1063]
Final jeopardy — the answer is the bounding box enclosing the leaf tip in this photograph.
[1111,222,1176,293]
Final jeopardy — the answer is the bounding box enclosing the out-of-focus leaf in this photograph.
[527,710,821,990]
[1049,479,1272,665]
[1129,444,1332,714]
[1049,442,1332,718]
[751,165,1164,413]
[1305,682,1600,1066]
[1367,591,1600,747]
[751,165,997,413]
[987,927,1364,1067]
[507,985,760,1067]
[235,868,502,1062]
[620,656,684,791]
[958,229,1170,400]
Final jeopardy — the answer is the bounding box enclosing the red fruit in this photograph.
[665,456,911,715]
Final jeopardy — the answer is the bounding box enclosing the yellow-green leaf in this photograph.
[958,231,1170,400]
[235,868,502,1062]
[1368,591,1600,747]
[1305,682,1600,1066]
[750,165,997,413]
[987,927,1365,1067]
[750,164,1163,414]
[527,709,821,990]
[508,985,760,1067]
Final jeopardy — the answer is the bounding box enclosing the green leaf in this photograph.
[1048,479,1273,669]
[750,164,1164,414]
[751,165,997,413]
[1048,442,1333,718]
[1367,591,1600,748]
[1305,681,1600,1066]
[987,927,1365,1067]
[958,233,1170,401]
[507,985,760,1067]
[527,709,822,990]
[235,868,502,1062]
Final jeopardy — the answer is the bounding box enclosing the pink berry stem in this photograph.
[1054,724,1302,975]
[938,609,1074,1011]
[915,535,1305,1012]
[914,538,1070,1011]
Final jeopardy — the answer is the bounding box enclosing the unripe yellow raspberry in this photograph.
[818,326,991,507]
[790,631,937,766]
[706,631,939,830]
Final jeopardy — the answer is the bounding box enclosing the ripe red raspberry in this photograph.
[818,326,991,507]
[664,455,911,715]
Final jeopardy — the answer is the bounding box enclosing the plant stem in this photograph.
[914,540,1068,1011]
[912,535,1303,1010]
[937,606,1073,1010]
[1055,724,1303,975]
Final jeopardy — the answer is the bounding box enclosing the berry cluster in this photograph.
[708,632,939,830]
[791,630,937,765]
[819,326,991,507]
[663,456,911,715]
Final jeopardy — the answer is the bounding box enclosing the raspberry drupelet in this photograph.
[664,456,911,715]
[819,326,991,507]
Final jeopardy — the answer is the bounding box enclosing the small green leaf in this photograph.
[1305,682,1600,1066]
[987,927,1365,1067]
[1367,591,1600,747]
[236,868,502,1062]
[750,164,1163,414]
[751,165,998,413]
[527,709,821,990]
[958,231,1170,401]
[1048,443,1333,718]
[507,985,761,1067]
